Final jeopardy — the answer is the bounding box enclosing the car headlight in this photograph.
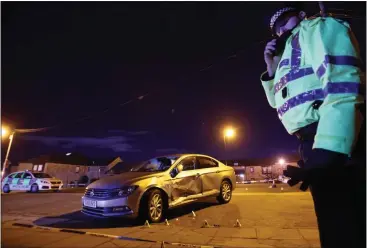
[116,186,138,197]
[40,180,50,184]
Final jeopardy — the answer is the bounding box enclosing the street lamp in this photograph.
[1,126,15,180]
[2,127,8,138]
[223,127,235,149]
[223,127,236,165]
[278,158,285,165]
[224,128,235,139]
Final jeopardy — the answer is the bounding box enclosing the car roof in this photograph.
[147,154,224,165]
[8,171,26,176]
[11,171,25,174]
[180,153,217,158]
[174,154,223,163]
[11,170,34,174]
[157,153,217,159]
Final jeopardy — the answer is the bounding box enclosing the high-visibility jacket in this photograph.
[260,17,365,156]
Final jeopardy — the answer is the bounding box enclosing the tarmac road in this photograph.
[1,184,320,248]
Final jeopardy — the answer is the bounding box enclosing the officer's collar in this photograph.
[276,21,301,41]
[290,20,304,35]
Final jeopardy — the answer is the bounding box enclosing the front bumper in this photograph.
[39,183,63,190]
[81,196,135,217]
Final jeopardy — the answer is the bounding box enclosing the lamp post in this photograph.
[2,127,15,180]
[2,124,48,181]
[223,127,235,165]
[223,128,235,149]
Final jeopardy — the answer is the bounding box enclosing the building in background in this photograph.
[11,153,123,186]
[10,152,299,184]
[225,154,299,183]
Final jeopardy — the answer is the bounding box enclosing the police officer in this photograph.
[261,6,366,248]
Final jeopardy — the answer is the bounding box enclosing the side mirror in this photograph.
[170,164,184,178]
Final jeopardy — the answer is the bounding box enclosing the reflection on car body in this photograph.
[81,153,236,222]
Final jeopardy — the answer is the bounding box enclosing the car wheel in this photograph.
[2,184,10,193]
[141,189,165,223]
[31,184,39,193]
[217,180,232,204]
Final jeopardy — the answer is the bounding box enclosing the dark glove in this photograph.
[283,148,348,191]
[283,165,311,191]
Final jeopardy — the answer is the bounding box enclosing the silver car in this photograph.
[81,154,236,222]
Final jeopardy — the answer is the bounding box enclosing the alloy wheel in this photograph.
[149,193,163,221]
[222,182,231,201]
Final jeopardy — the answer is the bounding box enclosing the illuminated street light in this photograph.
[224,128,235,138]
[223,127,236,165]
[2,127,8,138]
[278,158,285,165]
[223,127,236,149]
[1,126,15,180]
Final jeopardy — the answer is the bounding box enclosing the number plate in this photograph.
[83,199,97,208]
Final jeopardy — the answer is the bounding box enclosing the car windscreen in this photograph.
[33,173,52,178]
[130,156,179,172]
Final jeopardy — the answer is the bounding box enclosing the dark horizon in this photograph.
[2,2,366,165]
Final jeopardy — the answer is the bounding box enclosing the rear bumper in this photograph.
[81,196,136,218]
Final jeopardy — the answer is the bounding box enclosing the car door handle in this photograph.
[216,171,220,173]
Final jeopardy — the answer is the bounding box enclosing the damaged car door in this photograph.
[169,156,202,205]
[197,156,221,195]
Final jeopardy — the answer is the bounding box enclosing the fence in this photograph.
[66,183,87,188]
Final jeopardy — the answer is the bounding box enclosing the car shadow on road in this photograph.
[33,198,218,229]
[165,199,218,220]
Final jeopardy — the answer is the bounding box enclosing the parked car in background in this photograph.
[81,154,236,223]
[2,170,63,193]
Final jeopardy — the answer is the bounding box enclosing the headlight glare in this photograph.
[117,185,138,197]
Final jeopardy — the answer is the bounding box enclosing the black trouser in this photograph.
[296,122,366,248]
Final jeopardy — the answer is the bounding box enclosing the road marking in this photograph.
[233,192,309,196]
[87,232,120,239]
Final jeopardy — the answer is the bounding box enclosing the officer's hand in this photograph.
[264,39,281,77]
[283,165,310,191]
[283,149,348,191]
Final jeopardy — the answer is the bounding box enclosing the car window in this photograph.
[33,173,52,178]
[180,157,196,171]
[23,173,33,179]
[131,156,179,172]
[14,173,23,179]
[7,173,16,178]
[197,157,218,169]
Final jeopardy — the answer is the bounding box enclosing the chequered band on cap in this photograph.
[269,7,297,31]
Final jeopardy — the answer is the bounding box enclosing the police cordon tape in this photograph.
[11,222,224,248]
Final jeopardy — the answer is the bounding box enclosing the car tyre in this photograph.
[217,180,232,204]
[2,184,10,193]
[140,189,166,223]
[31,184,39,193]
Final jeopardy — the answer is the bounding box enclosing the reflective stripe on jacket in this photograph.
[260,17,365,155]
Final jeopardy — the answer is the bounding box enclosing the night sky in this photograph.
[1,1,366,164]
